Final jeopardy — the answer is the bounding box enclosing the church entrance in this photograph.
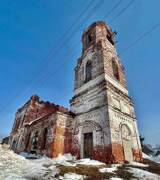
[121,124,133,162]
[83,132,93,158]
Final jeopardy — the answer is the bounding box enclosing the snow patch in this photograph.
[129,167,160,179]
[59,173,85,180]
[130,161,148,167]
[75,158,105,166]
[143,152,160,164]
[0,144,59,179]
[54,153,76,166]
[99,167,117,173]
[19,151,42,159]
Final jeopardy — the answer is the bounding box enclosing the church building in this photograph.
[9,21,142,163]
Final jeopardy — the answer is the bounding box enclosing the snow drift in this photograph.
[0,144,160,180]
[0,144,58,179]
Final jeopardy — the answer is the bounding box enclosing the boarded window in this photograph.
[85,61,92,82]
[112,59,119,81]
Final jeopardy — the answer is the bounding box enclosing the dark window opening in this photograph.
[11,140,17,151]
[31,131,39,151]
[85,61,92,82]
[26,131,31,150]
[107,34,114,45]
[42,128,48,149]
[87,33,93,46]
[112,59,119,81]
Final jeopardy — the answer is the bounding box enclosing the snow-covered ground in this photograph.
[143,152,160,164]
[0,144,59,179]
[75,158,105,166]
[129,167,160,180]
[130,161,149,167]
[59,173,85,180]
[0,144,160,180]
[99,166,117,173]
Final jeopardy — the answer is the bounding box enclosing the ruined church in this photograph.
[9,21,142,163]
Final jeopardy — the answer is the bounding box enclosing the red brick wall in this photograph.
[111,143,124,163]
[92,145,112,163]
[133,149,143,162]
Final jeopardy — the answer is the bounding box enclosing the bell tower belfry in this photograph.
[70,21,142,163]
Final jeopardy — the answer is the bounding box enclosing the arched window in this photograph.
[86,32,94,46]
[112,59,119,81]
[87,33,92,46]
[85,61,92,82]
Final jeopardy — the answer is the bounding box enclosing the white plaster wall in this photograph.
[73,106,111,158]
[108,107,140,150]
[71,76,107,114]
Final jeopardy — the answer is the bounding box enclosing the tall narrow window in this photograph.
[85,61,92,82]
[86,32,94,47]
[87,33,92,45]
[112,59,119,81]
[32,131,39,151]
[26,131,31,150]
[11,140,17,151]
[42,128,48,149]
[107,34,114,45]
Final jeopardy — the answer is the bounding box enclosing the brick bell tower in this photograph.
[70,21,142,163]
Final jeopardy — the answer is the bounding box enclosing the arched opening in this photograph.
[85,61,92,82]
[121,124,133,162]
[112,59,120,81]
[80,121,102,158]
[87,33,92,46]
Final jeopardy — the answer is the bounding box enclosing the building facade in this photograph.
[9,21,142,163]
[9,95,74,158]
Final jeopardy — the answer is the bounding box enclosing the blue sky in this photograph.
[0,0,160,147]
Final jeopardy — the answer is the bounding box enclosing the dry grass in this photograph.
[58,164,136,179]
[59,164,115,180]
[143,159,160,175]
[58,160,160,180]
[115,165,135,180]
[127,159,160,176]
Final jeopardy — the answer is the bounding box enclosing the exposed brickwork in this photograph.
[133,149,143,162]
[92,145,112,163]
[9,21,142,164]
[9,96,73,158]
[111,143,125,163]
